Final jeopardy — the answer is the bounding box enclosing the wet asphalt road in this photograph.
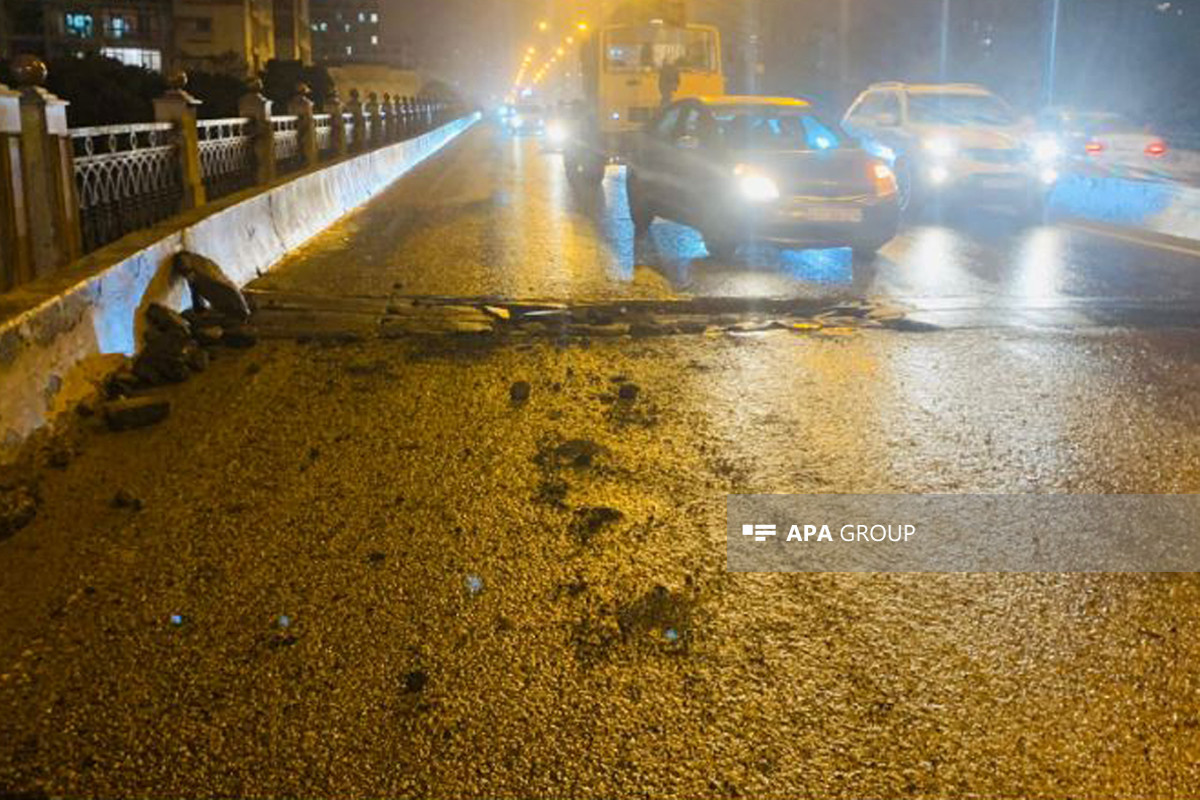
[258,123,1200,319]
[3,122,1200,798]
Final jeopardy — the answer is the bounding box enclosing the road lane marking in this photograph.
[1062,220,1200,259]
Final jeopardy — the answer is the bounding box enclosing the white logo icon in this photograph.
[742,523,776,542]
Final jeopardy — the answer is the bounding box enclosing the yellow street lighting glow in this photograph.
[527,46,536,54]
[577,22,588,31]
[537,20,549,32]
[556,47,565,56]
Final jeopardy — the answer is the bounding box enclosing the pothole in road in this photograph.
[246,291,941,344]
[571,585,705,666]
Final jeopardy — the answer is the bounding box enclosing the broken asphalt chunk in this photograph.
[174,251,251,322]
[103,397,170,432]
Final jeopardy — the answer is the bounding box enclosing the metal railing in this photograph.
[271,114,304,175]
[71,122,181,253]
[0,57,466,290]
[314,113,334,156]
[197,117,256,202]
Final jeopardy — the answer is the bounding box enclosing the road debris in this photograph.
[103,397,171,432]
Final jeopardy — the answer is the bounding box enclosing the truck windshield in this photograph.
[604,26,715,73]
[711,107,847,152]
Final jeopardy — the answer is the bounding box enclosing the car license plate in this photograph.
[790,207,862,223]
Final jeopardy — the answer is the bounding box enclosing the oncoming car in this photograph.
[626,96,900,259]
[507,103,546,136]
[842,82,1053,217]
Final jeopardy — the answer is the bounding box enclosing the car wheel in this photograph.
[704,230,738,260]
[564,150,592,183]
[894,158,921,218]
[626,172,655,234]
[567,149,605,187]
[852,243,883,260]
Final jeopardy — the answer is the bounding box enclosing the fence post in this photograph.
[381,93,394,142]
[238,77,275,185]
[323,89,346,158]
[421,98,433,132]
[0,80,29,291]
[365,92,382,148]
[347,89,365,152]
[288,81,318,169]
[14,55,80,279]
[153,70,205,211]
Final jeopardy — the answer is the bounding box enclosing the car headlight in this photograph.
[735,165,780,202]
[546,120,568,143]
[1032,138,1062,163]
[923,136,958,159]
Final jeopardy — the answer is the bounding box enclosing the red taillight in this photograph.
[1145,141,1167,157]
[1085,141,1105,155]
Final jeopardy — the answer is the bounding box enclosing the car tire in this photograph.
[852,242,884,260]
[626,171,655,234]
[566,149,605,187]
[704,230,738,260]
[895,158,922,219]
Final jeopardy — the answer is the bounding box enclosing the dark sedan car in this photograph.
[626,96,900,258]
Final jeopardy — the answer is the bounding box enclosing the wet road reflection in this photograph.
[260,124,1200,322]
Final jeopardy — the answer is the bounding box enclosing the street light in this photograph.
[538,20,549,32]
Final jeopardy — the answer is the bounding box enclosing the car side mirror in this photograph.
[876,113,899,128]
[675,134,701,150]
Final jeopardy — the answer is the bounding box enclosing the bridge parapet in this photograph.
[0,56,462,294]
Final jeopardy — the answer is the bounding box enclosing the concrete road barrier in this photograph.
[0,113,480,460]
[1051,172,1200,242]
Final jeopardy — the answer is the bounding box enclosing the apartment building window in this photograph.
[370,35,378,45]
[106,15,131,39]
[370,13,378,23]
[65,12,94,38]
[101,46,162,71]
[358,12,366,22]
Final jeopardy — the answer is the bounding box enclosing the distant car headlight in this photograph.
[512,114,523,127]
[546,120,568,144]
[1032,138,1062,163]
[734,165,780,202]
[928,165,951,185]
[923,136,958,159]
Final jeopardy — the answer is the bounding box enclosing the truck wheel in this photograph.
[704,231,738,260]
[626,172,655,234]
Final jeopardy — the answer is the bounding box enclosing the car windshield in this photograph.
[605,26,716,73]
[1074,113,1139,134]
[710,106,847,151]
[907,92,1017,126]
